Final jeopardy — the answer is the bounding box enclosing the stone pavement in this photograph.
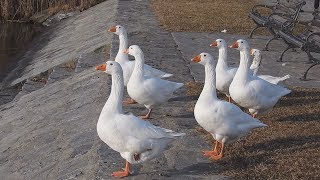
[0,0,319,179]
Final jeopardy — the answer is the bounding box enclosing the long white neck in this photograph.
[199,62,218,102]
[251,56,260,76]
[217,47,228,70]
[234,48,251,84]
[103,71,124,114]
[131,53,145,80]
[252,54,261,76]
[118,33,128,52]
[252,66,258,76]
[115,33,129,63]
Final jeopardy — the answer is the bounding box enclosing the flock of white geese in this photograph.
[95,25,291,178]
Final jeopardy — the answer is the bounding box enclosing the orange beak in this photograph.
[108,26,116,32]
[210,41,218,47]
[192,55,201,62]
[230,42,239,48]
[96,64,107,71]
[250,48,254,56]
[123,48,129,54]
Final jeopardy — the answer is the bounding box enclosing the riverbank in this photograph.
[0,0,116,89]
[0,22,43,81]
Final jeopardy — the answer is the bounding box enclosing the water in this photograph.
[0,23,42,82]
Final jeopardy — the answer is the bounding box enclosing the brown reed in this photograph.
[0,0,104,22]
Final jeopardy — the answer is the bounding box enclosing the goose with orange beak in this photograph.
[125,45,183,119]
[229,39,291,118]
[95,61,185,178]
[191,52,266,160]
[250,49,291,84]
[108,25,172,84]
[210,39,237,102]
[108,25,173,104]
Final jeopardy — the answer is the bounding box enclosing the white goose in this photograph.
[192,53,266,160]
[96,61,185,178]
[210,39,237,102]
[108,25,172,86]
[125,45,184,119]
[229,39,291,117]
[250,49,290,84]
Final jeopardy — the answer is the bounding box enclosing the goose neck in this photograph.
[217,47,228,69]
[235,49,251,83]
[251,57,260,76]
[200,63,218,101]
[103,72,124,114]
[115,34,129,63]
[253,66,259,76]
[118,33,128,52]
[131,53,145,78]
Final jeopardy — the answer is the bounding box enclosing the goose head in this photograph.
[251,48,261,58]
[191,52,215,66]
[124,45,143,57]
[210,39,227,49]
[230,39,250,51]
[96,61,122,75]
[108,25,127,36]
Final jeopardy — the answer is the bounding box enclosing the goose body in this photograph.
[126,45,183,119]
[250,49,290,84]
[210,39,237,101]
[109,25,172,86]
[192,53,266,160]
[229,40,291,117]
[96,61,185,177]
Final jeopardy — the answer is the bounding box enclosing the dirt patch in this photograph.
[188,86,320,179]
[151,0,267,35]
[93,44,111,61]
[185,81,203,96]
[59,60,77,71]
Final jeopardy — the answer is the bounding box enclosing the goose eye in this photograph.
[204,54,207,57]
[110,63,113,65]
[241,41,243,43]
[119,27,121,29]
[219,40,221,42]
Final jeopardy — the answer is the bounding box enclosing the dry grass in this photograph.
[151,0,262,34]
[189,86,320,179]
[0,0,104,22]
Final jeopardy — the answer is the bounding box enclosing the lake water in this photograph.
[0,23,42,82]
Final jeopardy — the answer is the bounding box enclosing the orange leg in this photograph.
[227,96,231,103]
[140,109,152,119]
[210,142,224,160]
[203,140,220,157]
[112,161,131,178]
[123,98,137,104]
